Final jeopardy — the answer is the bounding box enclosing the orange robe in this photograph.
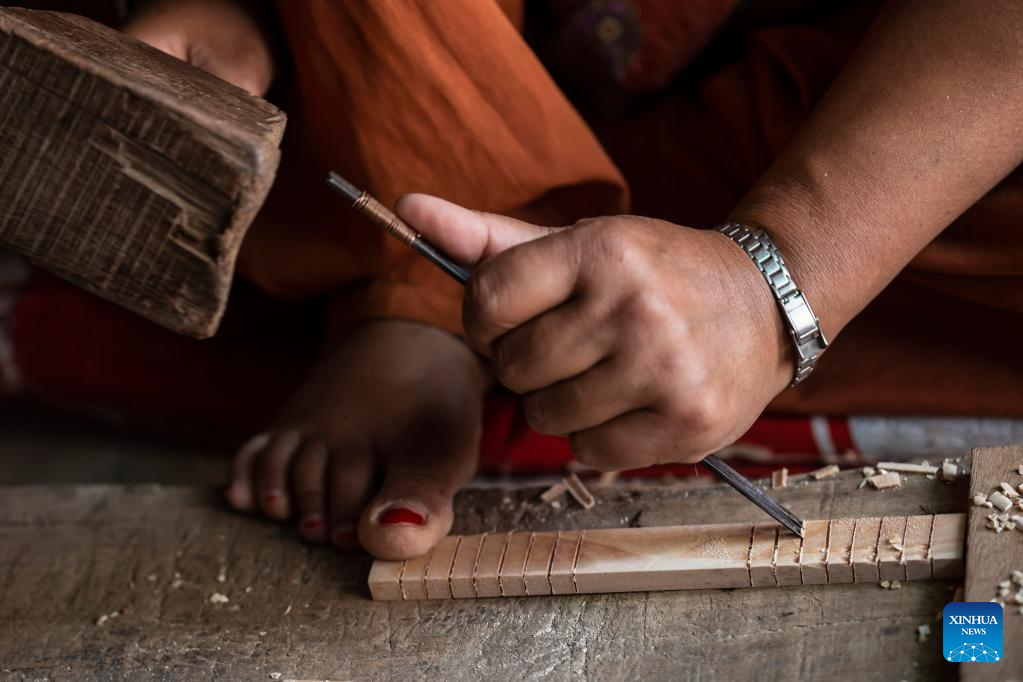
[239,0,1023,417]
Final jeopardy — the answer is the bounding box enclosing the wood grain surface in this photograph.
[369,514,965,600]
[0,461,969,681]
[962,445,1023,682]
[0,8,285,338]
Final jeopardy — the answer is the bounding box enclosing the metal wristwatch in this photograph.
[715,222,828,386]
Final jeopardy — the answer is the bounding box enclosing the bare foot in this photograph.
[225,319,487,560]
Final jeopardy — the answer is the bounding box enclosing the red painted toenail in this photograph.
[302,515,323,530]
[378,507,426,526]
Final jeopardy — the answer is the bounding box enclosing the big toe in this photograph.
[358,477,458,561]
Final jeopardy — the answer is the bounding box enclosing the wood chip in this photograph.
[940,461,958,481]
[810,464,840,480]
[771,468,789,489]
[563,472,596,510]
[999,482,1020,499]
[862,467,877,477]
[876,461,939,475]
[917,624,930,643]
[539,481,567,504]
[989,492,1013,512]
[867,472,902,490]
[209,593,229,604]
[973,494,990,507]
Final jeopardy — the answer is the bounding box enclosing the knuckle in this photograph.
[670,389,724,434]
[600,226,642,267]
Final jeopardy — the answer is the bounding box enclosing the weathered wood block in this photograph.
[962,445,1023,682]
[0,8,285,338]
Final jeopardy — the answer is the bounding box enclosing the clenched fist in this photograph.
[397,194,797,471]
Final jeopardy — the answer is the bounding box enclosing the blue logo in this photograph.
[943,602,1003,662]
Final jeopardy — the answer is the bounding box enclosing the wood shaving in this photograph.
[990,492,1013,512]
[563,472,596,509]
[867,472,902,490]
[862,467,877,478]
[809,464,840,480]
[917,624,930,643]
[94,609,120,626]
[209,593,229,604]
[539,481,567,504]
[999,482,1020,499]
[876,461,939,475]
[771,468,789,489]
[940,461,958,481]
[974,494,990,507]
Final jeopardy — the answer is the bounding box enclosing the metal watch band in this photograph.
[715,222,828,386]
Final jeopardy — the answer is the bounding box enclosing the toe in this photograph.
[290,439,329,543]
[327,450,376,552]
[256,429,302,520]
[226,433,270,512]
[358,441,476,560]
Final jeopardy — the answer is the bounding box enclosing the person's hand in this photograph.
[124,0,276,96]
[397,195,796,471]
[225,319,487,560]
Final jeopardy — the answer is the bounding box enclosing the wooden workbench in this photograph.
[0,463,969,681]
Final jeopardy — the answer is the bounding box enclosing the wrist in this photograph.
[715,222,829,387]
[727,181,841,343]
[705,229,795,394]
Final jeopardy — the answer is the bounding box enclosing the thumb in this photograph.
[395,194,557,267]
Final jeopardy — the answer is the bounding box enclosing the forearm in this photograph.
[730,0,1023,340]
